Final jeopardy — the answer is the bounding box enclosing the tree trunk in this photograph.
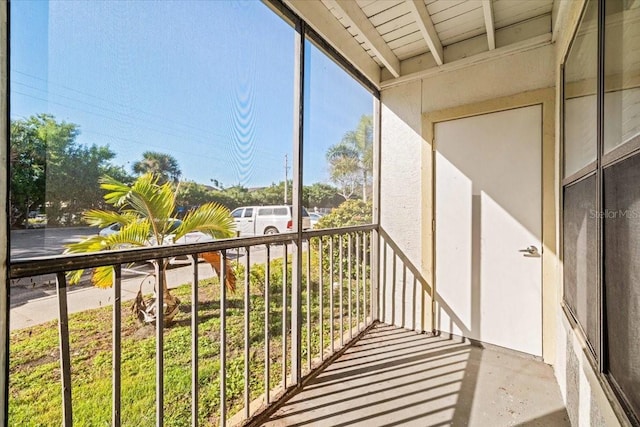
[159,262,180,323]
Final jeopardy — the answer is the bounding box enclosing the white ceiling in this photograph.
[283,0,565,88]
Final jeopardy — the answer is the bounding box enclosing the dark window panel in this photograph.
[563,175,599,360]
[604,153,640,419]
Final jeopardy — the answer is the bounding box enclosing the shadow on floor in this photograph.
[261,323,569,427]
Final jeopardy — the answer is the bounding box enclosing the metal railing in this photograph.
[9,224,377,426]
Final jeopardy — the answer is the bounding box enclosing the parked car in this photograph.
[230,205,311,236]
[25,213,47,229]
[99,219,213,244]
[309,212,325,229]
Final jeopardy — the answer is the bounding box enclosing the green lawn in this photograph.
[10,254,369,426]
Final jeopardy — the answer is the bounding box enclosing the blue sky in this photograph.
[10,0,372,188]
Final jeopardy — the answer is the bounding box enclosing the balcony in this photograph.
[8,225,568,426]
[4,0,639,426]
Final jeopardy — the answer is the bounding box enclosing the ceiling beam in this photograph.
[482,0,496,50]
[551,0,572,43]
[281,0,381,86]
[324,0,401,78]
[406,0,444,66]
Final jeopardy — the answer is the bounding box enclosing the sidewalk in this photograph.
[10,263,218,331]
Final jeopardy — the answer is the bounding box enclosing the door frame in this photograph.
[421,88,557,363]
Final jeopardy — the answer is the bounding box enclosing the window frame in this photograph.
[561,0,640,424]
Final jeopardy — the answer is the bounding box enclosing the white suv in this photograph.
[231,205,311,236]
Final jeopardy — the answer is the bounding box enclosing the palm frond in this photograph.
[83,210,138,229]
[65,234,110,254]
[104,221,151,248]
[91,266,115,289]
[100,175,134,207]
[128,173,174,219]
[174,202,236,241]
[200,251,236,293]
[64,235,109,286]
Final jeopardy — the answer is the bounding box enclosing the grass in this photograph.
[9,251,371,426]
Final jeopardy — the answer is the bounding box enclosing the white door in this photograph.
[434,105,542,356]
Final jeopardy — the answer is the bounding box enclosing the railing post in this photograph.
[329,237,334,353]
[191,254,199,427]
[371,229,378,321]
[348,234,352,340]
[220,251,227,427]
[356,233,361,332]
[319,238,324,360]
[113,265,122,427]
[155,260,164,427]
[339,235,344,347]
[56,272,73,427]
[244,248,251,419]
[282,244,288,389]
[306,240,312,370]
[264,245,271,404]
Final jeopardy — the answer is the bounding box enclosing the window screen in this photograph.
[563,174,599,359]
[603,153,640,417]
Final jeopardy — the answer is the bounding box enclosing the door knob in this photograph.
[519,245,540,256]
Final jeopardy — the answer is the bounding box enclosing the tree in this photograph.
[10,117,47,226]
[132,151,182,184]
[316,199,372,229]
[65,173,236,324]
[252,181,290,206]
[10,114,126,227]
[176,180,214,209]
[326,115,373,202]
[303,182,343,209]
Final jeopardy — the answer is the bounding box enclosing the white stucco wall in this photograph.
[379,44,555,331]
[379,79,425,330]
[420,43,555,112]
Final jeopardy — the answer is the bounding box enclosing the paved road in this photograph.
[10,227,98,259]
[10,262,221,331]
[9,227,294,330]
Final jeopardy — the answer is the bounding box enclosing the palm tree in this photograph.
[326,115,373,202]
[132,151,182,184]
[65,173,236,324]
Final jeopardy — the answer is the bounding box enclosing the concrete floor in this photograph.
[262,323,570,427]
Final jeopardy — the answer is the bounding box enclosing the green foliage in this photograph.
[9,117,46,227]
[176,180,344,213]
[326,115,373,202]
[9,261,369,426]
[315,200,373,279]
[316,199,372,229]
[9,114,129,227]
[175,180,215,208]
[303,182,343,209]
[132,151,182,184]
[65,173,235,288]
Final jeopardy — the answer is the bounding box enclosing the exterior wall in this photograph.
[380,2,636,423]
[420,43,555,112]
[379,80,430,332]
[555,310,622,426]
[379,44,556,334]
